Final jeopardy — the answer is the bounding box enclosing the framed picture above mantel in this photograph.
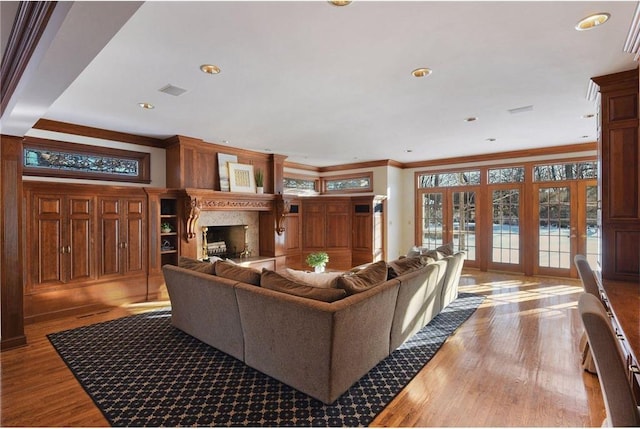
[22,137,151,183]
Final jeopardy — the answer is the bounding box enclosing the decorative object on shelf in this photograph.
[161,222,172,233]
[255,168,264,194]
[217,153,238,192]
[275,196,291,235]
[306,251,329,273]
[161,240,174,251]
[228,162,256,193]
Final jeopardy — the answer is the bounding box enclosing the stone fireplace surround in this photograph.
[197,210,259,260]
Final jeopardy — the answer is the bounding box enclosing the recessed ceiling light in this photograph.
[581,135,590,139]
[138,102,154,109]
[405,149,413,153]
[464,117,478,122]
[582,114,595,119]
[575,13,610,31]
[328,1,352,6]
[485,138,496,142]
[412,68,432,78]
[200,64,221,75]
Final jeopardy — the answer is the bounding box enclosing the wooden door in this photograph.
[325,201,350,249]
[352,200,373,267]
[31,194,65,287]
[302,200,326,249]
[67,196,94,282]
[123,197,145,275]
[98,197,122,278]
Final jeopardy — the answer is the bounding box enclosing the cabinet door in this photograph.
[32,194,65,287]
[99,197,121,278]
[67,196,94,282]
[325,201,350,248]
[302,201,326,249]
[124,197,146,275]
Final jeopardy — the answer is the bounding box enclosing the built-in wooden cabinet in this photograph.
[28,193,94,289]
[23,182,148,323]
[593,68,640,281]
[282,196,383,271]
[98,196,146,279]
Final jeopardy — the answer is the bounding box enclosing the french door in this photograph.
[418,188,479,268]
[534,180,598,277]
[487,185,523,272]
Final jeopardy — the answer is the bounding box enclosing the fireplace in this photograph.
[203,225,249,259]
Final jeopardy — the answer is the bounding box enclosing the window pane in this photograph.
[488,167,525,184]
[492,189,520,264]
[452,191,476,261]
[533,162,597,181]
[325,176,371,191]
[538,187,571,269]
[283,177,316,191]
[421,193,444,248]
[418,171,480,188]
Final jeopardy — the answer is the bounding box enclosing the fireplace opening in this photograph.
[203,225,248,259]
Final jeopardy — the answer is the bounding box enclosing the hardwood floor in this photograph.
[1,270,606,427]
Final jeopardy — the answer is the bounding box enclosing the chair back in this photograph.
[578,293,640,427]
[574,254,600,297]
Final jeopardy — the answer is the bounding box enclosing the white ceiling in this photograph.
[2,1,639,167]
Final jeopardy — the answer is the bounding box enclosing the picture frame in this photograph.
[228,162,256,193]
[217,153,238,192]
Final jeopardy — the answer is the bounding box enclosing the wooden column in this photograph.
[1,135,26,350]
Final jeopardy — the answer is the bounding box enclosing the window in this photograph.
[283,176,319,195]
[533,162,597,181]
[418,171,480,188]
[488,167,525,184]
[323,172,373,193]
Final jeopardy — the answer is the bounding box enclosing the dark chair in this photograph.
[578,293,640,427]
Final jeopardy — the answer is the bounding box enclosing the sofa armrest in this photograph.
[162,265,245,360]
[235,279,400,404]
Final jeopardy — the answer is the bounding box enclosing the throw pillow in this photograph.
[178,256,216,275]
[336,260,388,295]
[282,268,343,289]
[437,242,454,256]
[261,270,347,302]
[388,256,425,276]
[215,260,261,286]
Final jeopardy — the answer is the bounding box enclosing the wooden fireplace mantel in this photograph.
[180,188,279,241]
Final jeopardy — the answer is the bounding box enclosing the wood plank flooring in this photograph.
[1,270,606,427]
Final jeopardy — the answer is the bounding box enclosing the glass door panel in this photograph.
[537,186,572,275]
[420,192,444,249]
[452,191,476,261]
[583,184,600,269]
[490,188,521,269]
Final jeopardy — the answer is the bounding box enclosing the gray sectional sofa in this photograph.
[162,251,466,404]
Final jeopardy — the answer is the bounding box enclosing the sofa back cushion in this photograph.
[178,256,216,275]
[388,256,425,276]
[215,260,261,286]
[261,270,347,302]
[336,260,388,295]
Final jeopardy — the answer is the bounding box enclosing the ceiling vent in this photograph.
[508,105,534,114]
[158,84,187,96]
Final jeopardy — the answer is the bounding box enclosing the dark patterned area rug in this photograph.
[48,292,483,427]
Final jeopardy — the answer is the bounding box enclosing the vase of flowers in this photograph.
[306,251,329,273]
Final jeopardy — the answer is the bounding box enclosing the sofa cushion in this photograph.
[178,256,216,275]
[336,260,388,295]
[282,268,343,289]
[215,260,261,286]
[261,270,347,302]
[388,256,425,276]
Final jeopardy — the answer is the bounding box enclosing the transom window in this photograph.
[418,170,480,188]
[533,162,597,182]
